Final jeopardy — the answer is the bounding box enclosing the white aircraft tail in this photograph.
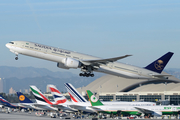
[64,83,87,103]
[30,85,53,105]
[48,84,68,104]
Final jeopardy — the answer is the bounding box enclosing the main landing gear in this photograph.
[79,66,95,77]
[79,73,94,77]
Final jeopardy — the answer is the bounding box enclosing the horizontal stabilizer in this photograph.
[152,74,172,77]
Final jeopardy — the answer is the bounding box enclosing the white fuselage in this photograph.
[6,41,164,79]
[67,101,156,113]
[18,103,46,110]
[90,105,180,116]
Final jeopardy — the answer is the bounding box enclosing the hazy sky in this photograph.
[0,0,180,73]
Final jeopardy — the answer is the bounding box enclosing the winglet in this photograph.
[86,90,103,106]
[17,92,33,103]
[145,52,174,73]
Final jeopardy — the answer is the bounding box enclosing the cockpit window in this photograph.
[9,42,14,44]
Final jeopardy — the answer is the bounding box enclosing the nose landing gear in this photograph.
[15,55,18,60]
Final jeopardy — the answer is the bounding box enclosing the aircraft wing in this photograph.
[32,103,50,107]
[81,55,132,65]
[88,106,104,111]
[51,104,67,109]
[135,107,152,114]
[69,105,84,109]
[18,103,31,107]
[135,107,162,116]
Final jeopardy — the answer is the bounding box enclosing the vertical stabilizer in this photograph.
[86,90,103,106]
[64,83,87,103]
[145,52,174,73]
[17,92,33,103]
[30,85,52,105]
[0,95,17,108]
[48,84,67,104]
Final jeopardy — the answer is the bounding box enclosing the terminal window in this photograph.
[140,95,161,102]
[165,95,180,105]
[116,95,136,102]
[99,96,114,101]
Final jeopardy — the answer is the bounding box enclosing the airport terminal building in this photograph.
[65,71,180,105]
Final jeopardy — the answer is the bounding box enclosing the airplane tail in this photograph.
[48,84,67,104]
[0,95,16,108]
[86,90,103,106]
[145,52,174,73]
[64,83,87,103]
[30,85,52,105]
[16,92,33,103]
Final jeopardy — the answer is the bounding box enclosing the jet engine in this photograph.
[57,57,82,69]
[57,62,69,69]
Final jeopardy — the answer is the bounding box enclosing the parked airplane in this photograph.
[0,95,25,109]
[65,83,156,106]
[65,82,157,115]
[16,92,46,110]
[6,41,173,79]
[48,84,78,113]
[86,90,180,116]
[30,86,58,111]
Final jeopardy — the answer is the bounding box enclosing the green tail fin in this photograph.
[86,90,103,106]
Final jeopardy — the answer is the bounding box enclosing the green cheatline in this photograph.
[30,87,40,96]
[162,111,178,115]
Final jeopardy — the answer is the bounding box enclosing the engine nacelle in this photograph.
[57,62,70,69]
[62,58,81,69]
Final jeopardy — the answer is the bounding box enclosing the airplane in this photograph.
[47,84,78,113]
[29,86,58,111]
[86,90,180,116]
[64,83,156,106]
[0,95,18,109]
[0,95,28,112]
[6,41,173,79]
[16,92,47,111]
[64,82,156,115]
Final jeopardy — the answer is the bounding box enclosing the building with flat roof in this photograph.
[73,71,180,105]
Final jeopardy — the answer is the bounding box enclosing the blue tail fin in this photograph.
[17,92,33,103]
[0,95,17,108]
[145,52,174,73]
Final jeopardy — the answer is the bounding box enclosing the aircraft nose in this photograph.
[5,43,10,48]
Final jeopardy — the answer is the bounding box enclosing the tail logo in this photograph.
[91,95,98,103]
[19,95,25,101]
[154,60,164,70]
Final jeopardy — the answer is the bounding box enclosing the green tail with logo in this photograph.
[86,90,103,106]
